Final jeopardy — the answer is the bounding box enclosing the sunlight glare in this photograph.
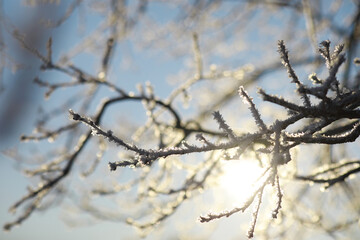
[219,159,263,203]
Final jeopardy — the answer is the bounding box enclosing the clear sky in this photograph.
[0,1,246,239]
[0,1,358,240]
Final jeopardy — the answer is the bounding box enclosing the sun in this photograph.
[219,159,264,203]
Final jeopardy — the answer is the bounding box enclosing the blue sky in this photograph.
[0,1,240,239]
[0,1,358,239]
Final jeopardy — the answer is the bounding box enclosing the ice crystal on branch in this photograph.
[4,3,360,238]
[43,40,360,238]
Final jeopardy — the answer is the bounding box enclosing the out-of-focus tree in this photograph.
[1,0,360,239]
